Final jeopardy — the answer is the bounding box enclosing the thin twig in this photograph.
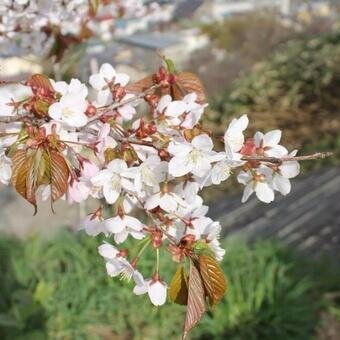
[0,115,25,123]
[124,138,156,149]
[242,152,333,164]
[0,83,161,126]
[99,83,161,111]
[85,83,161,127]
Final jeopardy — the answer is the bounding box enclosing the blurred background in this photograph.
[0,0,339,339]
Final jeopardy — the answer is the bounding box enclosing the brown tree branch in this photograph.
[242,152,333,164]
[0,83,161,126]
[0,115,25,123]
[85,83,161,126]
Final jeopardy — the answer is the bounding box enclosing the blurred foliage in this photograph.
[201,11,294,61]
[193,10,336,97]
[0,231,339,339]
[208,31,340,170]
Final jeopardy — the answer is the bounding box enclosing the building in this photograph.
[117,29,209,72]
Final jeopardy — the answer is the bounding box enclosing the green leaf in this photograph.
[194,240,216,258]
[34,281,55,304]
[165,58,176,74]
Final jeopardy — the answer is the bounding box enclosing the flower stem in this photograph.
[156,248,160,275]
[137,237,151,258]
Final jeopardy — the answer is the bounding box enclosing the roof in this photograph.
[209,167,340,259]
[118,32,182,50]
[173,0,204,19]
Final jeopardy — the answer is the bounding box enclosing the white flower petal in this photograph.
[48,102,62,120]
[124,215,142,231]
[254,131,264,147]
[115,73,130,86]
[280,161,300,178]
[166,100,186,117]
[148,281,167,306]
[263,130,281,146]
[105,216,125,233]
[273,175,291,195]
[98,243,119,259]
[191,134,213,151]
[100,63,116,80]
[89,73,106,90]
[114,230,129,244]
[103,183,120,204]
[169,155,192,177]
[91,170,112,186]
[228,114,248,134]
[266,145,288,157]
[107,159,128,173]
[133,281,148,295]
[168,141,192,157]
[105,261,122,277]
[157,95,172,113]
[241,183,253,203]
[255,182,274,203]
[160,194,177,212]
[145,193,161,210]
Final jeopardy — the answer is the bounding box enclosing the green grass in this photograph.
[0,231,339,339]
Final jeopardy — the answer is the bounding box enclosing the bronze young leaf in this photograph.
[173,72,206,104]
[27,74,54,93]
[11,149,27,187]
[50,151,70,202]
[169,265,188,305]
[10,149,69,213]
[126,70,206,104]
[199,255,227,307]
[13,154,37,213]
[126,75,155,94]
[183,259,206,340]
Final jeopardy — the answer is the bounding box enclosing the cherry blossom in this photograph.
[90,63,130,92]
[254,130,288,157]
[224,114,249,155]
[0,60,325,336]
[0,0,163,58]
[272,150,300,195]
[134,278,168,306]
[91,159,135,204]
[48,94,88,128]
[80,212,108,237]
[68,161,100,203]
[237,167,275,203]
[168,134,218,177]
[0,150,12,185]
[180,93,206,129]
[208,239,226,261]
[129,154,167,193]
[105,214,145,244]
[0,89,14,117]
[98,242,144,286]
[145,188,186,213]
[51,78,88,98]
[155,95,187,128]
[209,157,241,185]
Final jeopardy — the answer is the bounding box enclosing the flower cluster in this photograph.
[0,62,324,336]
[0,0,161,58]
